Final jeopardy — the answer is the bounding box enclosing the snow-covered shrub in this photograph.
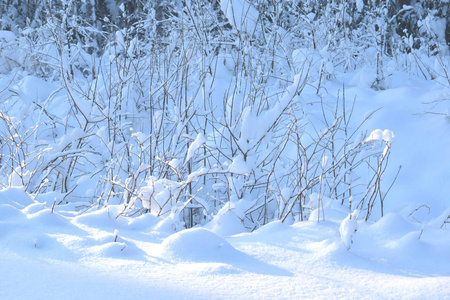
[8,0,450,231]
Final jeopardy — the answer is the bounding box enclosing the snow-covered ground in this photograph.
[1,194,449,299]
[1,67,450,299]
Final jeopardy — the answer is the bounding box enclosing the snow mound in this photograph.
[127,213,159,231]
[368,212,420,239]
[160,227,292,276]
[254,220,288,236]
[22,202,46,214]
[73,205,128,229]
[351,213,450,274]
[206,202,246,236]
[0,187,35,208]
[153,210,185,233]
[89,242,129,258]
[160,228,241,262]
[0,204,25,220]
[27,208,74,230]
[0,204,26,239]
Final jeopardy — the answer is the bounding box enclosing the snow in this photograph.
[1,67,450,298]
[220,0,259,34]
[160,227,241,262]
[0,30,16,41]
[1,6,450,298]
[0,185,449,299]
[18,76,56,103]
[186,132,207,163]
[366,129,395,144]
[356,0,364,12]
[339,210,359,249]
[228,154,250,175]
[205,202,246,236]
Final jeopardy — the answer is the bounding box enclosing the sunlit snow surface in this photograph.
[1,182,449,299]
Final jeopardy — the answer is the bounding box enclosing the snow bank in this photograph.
[160,228,242,263]
[73,205,129,229]
[0,203,25,221]
[351,213,450,274]
[1,184,449,299]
